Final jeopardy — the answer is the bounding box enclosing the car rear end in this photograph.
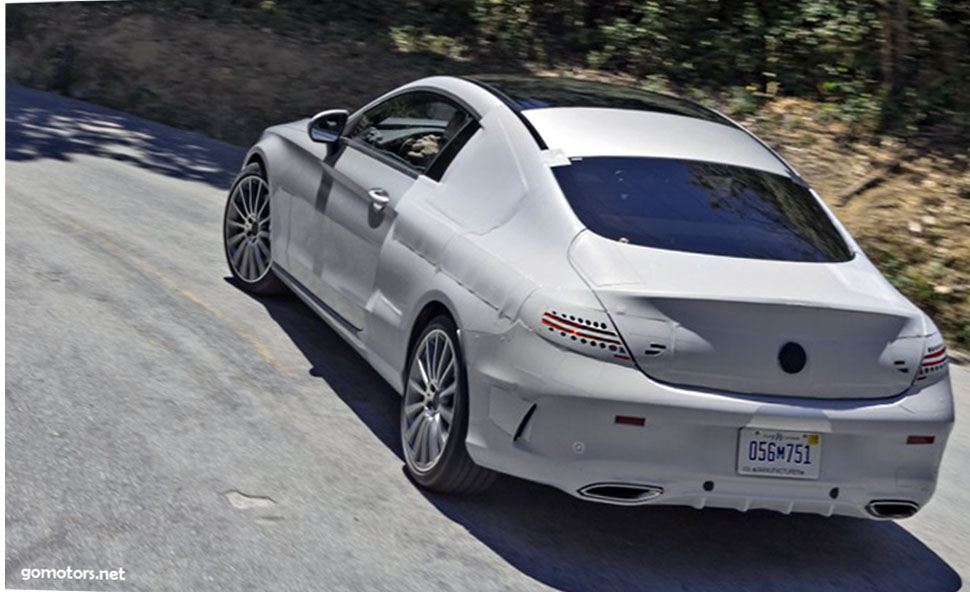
[465,103,955,519]
[468,303,953,519]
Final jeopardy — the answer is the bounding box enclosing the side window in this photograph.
[346,91,473,174]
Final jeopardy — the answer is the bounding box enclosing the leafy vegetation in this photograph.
[128,0,970,139]
[6,0,969,348]
[11,0,968,139]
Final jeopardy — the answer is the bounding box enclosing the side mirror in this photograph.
[308,109,349,143]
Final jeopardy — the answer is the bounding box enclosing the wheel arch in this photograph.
[403,296,461,388]
[245,151,266,173]
[243,147,268,177]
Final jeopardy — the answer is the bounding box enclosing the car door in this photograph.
[291,90,475,333]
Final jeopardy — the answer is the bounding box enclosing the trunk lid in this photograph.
[569,232,926,399]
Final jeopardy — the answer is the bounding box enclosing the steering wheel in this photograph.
[400,135,418,154]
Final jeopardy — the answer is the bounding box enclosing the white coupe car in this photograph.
[223,74,953,519]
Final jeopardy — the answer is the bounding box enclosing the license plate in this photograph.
[737,428,822,480]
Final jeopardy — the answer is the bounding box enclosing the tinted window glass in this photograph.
[553,157,852,262]
[467,75,730,126]
[347,91,472,173]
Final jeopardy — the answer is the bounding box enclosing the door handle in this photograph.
[368,188,390,212]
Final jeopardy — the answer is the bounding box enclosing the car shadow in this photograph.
[5,83,244,189]
[234,282,962,592]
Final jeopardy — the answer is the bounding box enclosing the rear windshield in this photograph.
[553,157,853,262]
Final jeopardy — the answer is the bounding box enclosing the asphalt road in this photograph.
[5,84,970,592]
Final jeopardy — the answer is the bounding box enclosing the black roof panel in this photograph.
[465,74,732,126]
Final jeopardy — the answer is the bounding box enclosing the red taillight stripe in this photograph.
[542,313,616,336]
[923,349,947,361]
[614,354,631,360]
[541,319,622,344]
[921,357,948,368]
[906,435,935,445]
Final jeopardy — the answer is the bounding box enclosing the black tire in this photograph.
[401,315,497,494]
[223,162,287,295]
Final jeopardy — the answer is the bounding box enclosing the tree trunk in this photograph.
[878,0,895,98]
[878,0,911,127]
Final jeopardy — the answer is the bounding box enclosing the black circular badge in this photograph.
[778,342,807,374]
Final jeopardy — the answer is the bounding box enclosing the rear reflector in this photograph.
[906,435,935,445]
[615,415,646,426]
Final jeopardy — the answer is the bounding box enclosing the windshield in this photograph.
[553,157,853,262]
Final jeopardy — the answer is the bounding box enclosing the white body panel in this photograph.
[240,75,954,519]
[568,231,926,399]
[525,107,790,175]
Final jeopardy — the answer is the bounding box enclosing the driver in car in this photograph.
[406,111,468,167]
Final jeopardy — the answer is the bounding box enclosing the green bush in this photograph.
[426,0,969,140]
[119,0,970,140]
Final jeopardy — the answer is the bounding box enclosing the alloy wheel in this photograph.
[403,329,458,472]
[225,175,271,282]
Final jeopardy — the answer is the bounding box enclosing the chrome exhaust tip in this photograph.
[578,483,664,505]
[866,500,920,519]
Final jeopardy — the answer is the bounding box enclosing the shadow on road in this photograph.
[5,83,243,189]
[236,282,962,592]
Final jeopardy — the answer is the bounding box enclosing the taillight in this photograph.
[519,289,633,365]
[914,341,948,384]
[531,308,632,364]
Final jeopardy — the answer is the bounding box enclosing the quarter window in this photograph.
[347,91,473,174]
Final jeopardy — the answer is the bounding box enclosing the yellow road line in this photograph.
[61,218,291,377]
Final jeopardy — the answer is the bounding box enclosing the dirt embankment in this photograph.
[7,4,969,350]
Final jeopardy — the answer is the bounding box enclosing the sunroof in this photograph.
[465,74,732,126]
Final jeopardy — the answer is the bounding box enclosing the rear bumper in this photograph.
[464,325,954,519]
